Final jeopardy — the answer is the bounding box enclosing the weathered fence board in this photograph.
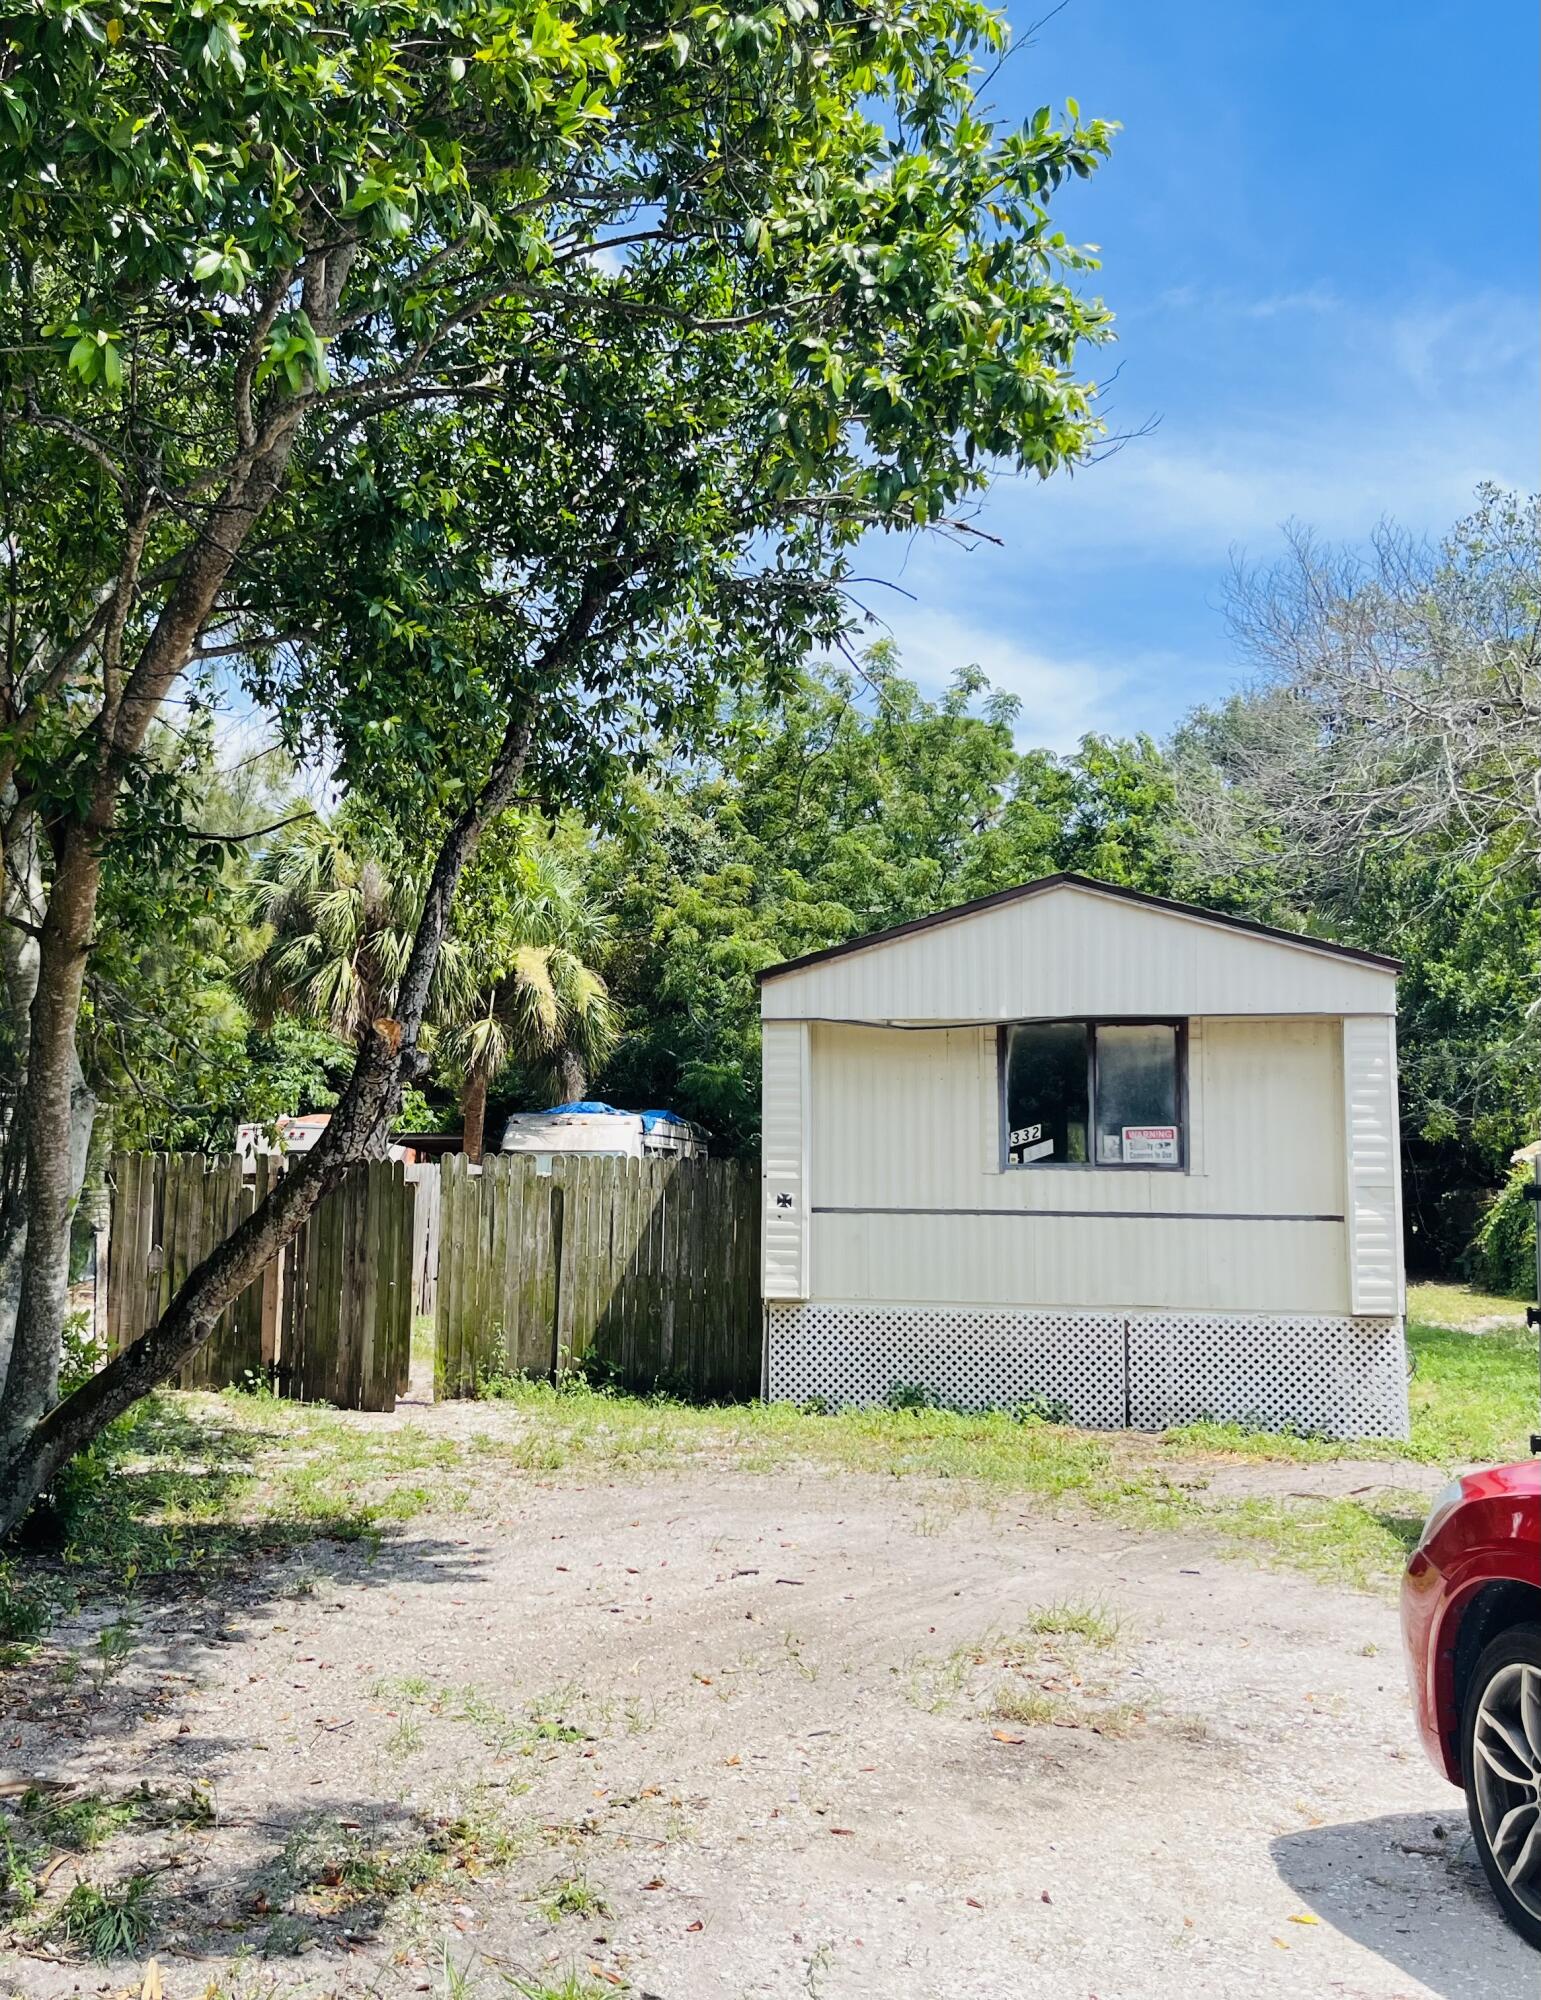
[404,1161,440,1317]
[107,1153,415,1411]
[434,1154,760,1399]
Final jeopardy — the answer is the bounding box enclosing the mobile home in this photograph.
[758,873,1408,1439]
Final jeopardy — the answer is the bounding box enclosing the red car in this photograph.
[1402,1459,1541,1946]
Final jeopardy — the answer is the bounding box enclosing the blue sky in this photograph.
[855,1,1541,751]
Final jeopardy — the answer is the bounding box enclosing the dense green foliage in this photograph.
[1473,1167,1540,1298]
[107,621,1537,1288]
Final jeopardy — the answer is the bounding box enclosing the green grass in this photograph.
[1019,1599,1120,1647]
[1407,1319,1537,1462]
[991,1683,1142,1737]
[536,1872,609,1922]
[277,1798,525,1930]
[509,1979,618,2000]
[1408,1278,1530,1329]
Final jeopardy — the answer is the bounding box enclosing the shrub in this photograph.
[1471,1165,1538,1298]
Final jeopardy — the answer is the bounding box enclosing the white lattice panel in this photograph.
[765,1305,1126,1427]
[1127,1312,1408,1440]
[765,1304,1410,1440]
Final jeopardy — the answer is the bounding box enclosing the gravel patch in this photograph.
[0,1447,1526,1999]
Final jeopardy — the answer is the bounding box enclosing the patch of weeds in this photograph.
[782,1631,818,1683]
[279,1798,522,1930]
[41,1873,158,1960]
[439,1793,529,1875]
[901,1645,974,1715]
[260,1912,313,1957]
[522,1690,586,1744]
[536,1873,609,1922]
[19,1780,214,1855]
[508,1976,618,2000]
[992,1682,1142,1738]
[437,1942,477,2000]
[386,1716,426,1758]
[0,1821,47,1915]
[93,1615,137,1678]
[376,1678,584,1756]
[1021,1599,1121,1647]
[22,1787,137,1852]
[140,1781,216,1832]
[1210,1491,1429,1591]
[0,1558,51,1645]
[283,1816,443,1914]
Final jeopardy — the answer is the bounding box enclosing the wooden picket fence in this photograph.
[106,1152,416,1410]
[434,1154,761,1401]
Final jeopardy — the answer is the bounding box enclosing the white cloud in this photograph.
[992,417,1530,570]
[986,284,1539,565]
[858,604,1161,755]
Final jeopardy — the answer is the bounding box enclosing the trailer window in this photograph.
[1005,1020,1183,1169]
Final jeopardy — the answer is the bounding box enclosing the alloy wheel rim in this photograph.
[1473,1660,1541,1920]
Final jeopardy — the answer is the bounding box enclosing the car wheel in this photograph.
[1463,1621,1541,1949]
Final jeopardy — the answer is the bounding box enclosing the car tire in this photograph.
[1462,1621,1541,1950]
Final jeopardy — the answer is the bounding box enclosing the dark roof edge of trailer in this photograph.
[754,872,1403,984]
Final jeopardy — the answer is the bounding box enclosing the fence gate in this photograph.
[106,1152,416,1412]
[435,1153,760,1400]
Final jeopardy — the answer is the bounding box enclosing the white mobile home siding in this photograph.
[759,879,1396,1024]
[760,1019,810,1301]
[804,1017,1351,1315]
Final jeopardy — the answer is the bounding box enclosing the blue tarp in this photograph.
[543,1101,693,1132]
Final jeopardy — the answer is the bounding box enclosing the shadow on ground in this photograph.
[1271,1810,1530,2000]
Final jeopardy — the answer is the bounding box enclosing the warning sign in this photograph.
[1122,1125,1178,1165]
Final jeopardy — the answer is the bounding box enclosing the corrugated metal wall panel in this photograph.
[761,880,1397,1022]
[1342,1015,1403,1316]
[761,1020,810,1299]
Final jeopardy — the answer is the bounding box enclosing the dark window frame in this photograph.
[998,1017,1189,1172]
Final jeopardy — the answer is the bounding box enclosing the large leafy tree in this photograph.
[592,653,1245,1148]
[0,0,1117,1529]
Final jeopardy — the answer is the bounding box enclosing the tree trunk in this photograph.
[0,244,358,1454]
[0,791,43,1372]
[462,1069,489,1164]
[553,1048,587,1104]
[0,840,102,1456]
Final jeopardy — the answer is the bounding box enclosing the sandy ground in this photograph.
[0,1422,1529,2000]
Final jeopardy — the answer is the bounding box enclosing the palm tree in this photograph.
[239,815,476,1039]
[439,840,618,1160]
[241,816,616,1160]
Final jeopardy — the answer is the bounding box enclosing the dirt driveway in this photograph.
[3,1399,1529,2000]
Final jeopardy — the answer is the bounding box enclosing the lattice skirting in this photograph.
[764,1304,1410,1441]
